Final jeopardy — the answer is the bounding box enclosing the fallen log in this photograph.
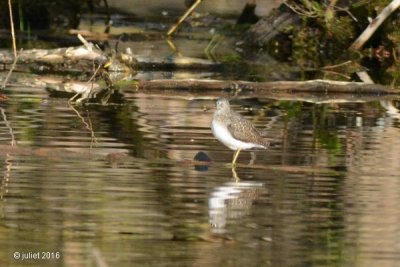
[40,76,400,103]
[6,71,398,104]
[0,46,220,74]
[138,79,399,94]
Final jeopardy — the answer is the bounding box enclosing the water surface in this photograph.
[0,84,400,267]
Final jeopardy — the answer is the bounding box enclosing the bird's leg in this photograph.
[232,149,241,166]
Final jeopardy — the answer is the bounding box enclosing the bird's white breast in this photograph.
[211,120,260,150]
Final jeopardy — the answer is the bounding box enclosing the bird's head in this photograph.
[216,98,230,111]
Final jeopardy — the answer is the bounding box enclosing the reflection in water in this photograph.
[68,104,98,148]
[209,169,264,233]
[0,108,16,146]
[0,154,12,203]
[1,90,400,266]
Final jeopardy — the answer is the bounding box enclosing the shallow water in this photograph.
[0,83,400,267]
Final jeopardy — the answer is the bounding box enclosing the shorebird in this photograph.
[211,98,269,166]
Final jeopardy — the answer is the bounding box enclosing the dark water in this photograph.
[0,84,400,267]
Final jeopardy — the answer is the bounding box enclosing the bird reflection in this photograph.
[208,169,264,233]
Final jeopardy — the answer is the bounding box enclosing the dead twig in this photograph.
[321,70,351,80]
[283,0,319,18]
[321,60,353,70]
[77,33,95,51]
[167,0,203,36]
[7,0,17,58]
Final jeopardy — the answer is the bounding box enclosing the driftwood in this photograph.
[34,76,400,104]
[2,71,398,104]
[0,45,220,74]
[0,46,109,75]
[138,79,399,94]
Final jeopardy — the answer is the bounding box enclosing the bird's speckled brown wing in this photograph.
[227,112,269,148]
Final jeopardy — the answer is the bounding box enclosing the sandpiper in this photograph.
[211,98,269,166]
